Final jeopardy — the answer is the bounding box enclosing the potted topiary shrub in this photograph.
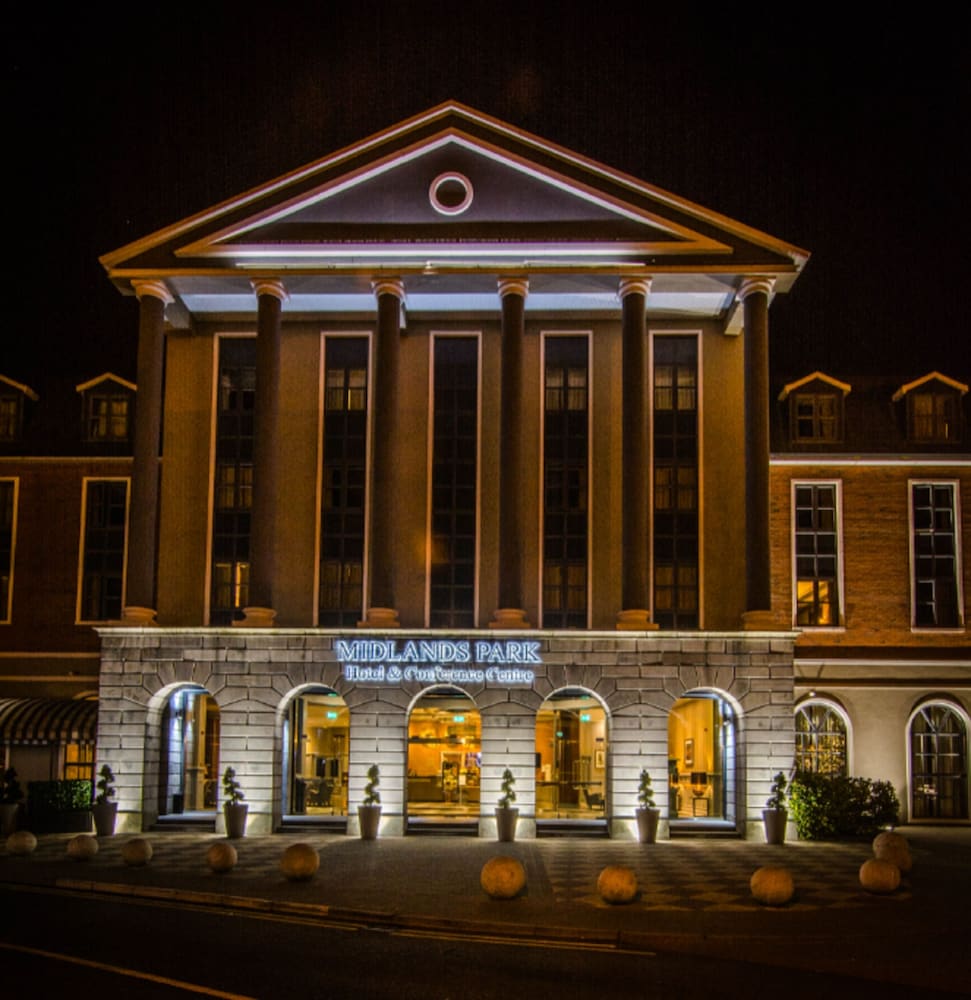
[91,764,118,836]
[222,767,248,839]
[358,764,381,840]
[635,769,660,844]
[763,771,788,844]
[495,768,519,842]
[0,767,24,836]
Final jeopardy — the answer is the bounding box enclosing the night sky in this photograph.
[7,5,968,385]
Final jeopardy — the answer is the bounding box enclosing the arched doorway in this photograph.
[282,687,349,820]
[668,693,737,827]
[158,686,219,818]
[910,703,969,820]
[406,687,480,827]
[535,688,608,825]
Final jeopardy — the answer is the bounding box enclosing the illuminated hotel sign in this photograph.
[337,639,539,685]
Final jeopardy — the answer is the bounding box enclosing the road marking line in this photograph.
[0,941,257,999]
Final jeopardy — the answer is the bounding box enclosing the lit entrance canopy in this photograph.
[100,102,808,328]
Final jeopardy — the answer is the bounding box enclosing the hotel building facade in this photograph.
[1,104,967,837]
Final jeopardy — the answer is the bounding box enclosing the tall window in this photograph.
[543,336,588,628]
[911,704,969,820]
[653,336,698,628]
[429,337,478,627]
[211,338,255,624]
[78,479,129,621]
[793,482,841,626]
[911,482,961,628]
[795,702,848,775]
[319,338,369,627]
[0,479,15,622]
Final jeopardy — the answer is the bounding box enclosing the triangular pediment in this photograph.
[175,130,730,265]
[100,103,808,319]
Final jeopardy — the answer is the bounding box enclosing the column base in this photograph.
[233,606,277,627]
[741,609,775,630]
[117,606,158,626]
[489,608,531,629]
[615,609,659,631]
[359,607,401,628]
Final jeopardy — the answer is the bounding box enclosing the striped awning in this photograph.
[0,698,98,744]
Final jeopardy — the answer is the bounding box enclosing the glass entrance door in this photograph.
[535,689,607,819]
[668,694,736,823]
[407,688,480,819]
[285,689,349,817]
[159,686,219,816]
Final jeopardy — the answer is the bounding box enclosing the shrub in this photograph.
[497,768,516,809]
[221,767,245,805]
[28,779,93,813]
[637,770,656,808]
[789,772,899,840]
[363,764,380,806]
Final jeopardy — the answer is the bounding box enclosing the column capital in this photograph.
[132,279,173,305]
[736,276,776,303]
[371,277,406,301]
[618,276,652,300]
[497,277,529,300]
[250,278,289,303]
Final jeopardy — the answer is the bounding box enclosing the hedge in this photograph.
[788,773,899,840]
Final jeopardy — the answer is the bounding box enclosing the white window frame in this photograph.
[75,477,130,624]
[794,697,852,775]
[790,479,845,630]
[908,479,965,631]
[538,330,593,629]
[0,477,18,624]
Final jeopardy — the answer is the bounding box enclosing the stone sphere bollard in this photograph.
[121,837,153,867]
[480,856,527,899]
[206,841,238,873]
[67,834,99,861]
[6,830,37,855]
[859,858,900,894]
[750,866,795,906]
[872,831,912,872]
[597,865,638,904]
[280,842,319,882]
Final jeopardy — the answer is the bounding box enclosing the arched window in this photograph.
[795,702,848,775]
[911,703,969,820]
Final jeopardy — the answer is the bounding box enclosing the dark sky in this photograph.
[7,5,968,385]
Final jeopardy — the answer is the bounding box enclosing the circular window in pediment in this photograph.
[429,172,473,216]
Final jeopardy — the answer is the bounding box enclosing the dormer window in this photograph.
[779,372,850,445]
[0,376,38,443]
[893,372,967,446]
[909,390,960,443]
[76,373,136,444]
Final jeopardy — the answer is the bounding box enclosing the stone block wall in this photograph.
[96,628,795,839]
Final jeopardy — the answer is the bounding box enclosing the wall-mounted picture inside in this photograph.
[684,738,694,768]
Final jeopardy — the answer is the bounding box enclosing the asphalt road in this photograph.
[1,884,958,999]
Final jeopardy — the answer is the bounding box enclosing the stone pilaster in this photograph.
[237,278,287,627]
[616,277,658,630]
[738,277,775,629]
[121,279,172,624]
[362,278,405,628]
[491,277,530,629]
